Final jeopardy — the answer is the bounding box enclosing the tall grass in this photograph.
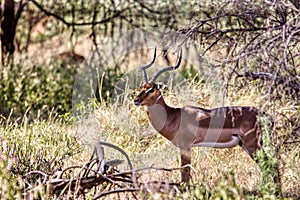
[0,113,82,199]
[0,64,299,199]
[256,116,281,197]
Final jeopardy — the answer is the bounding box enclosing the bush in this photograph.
[0,61,77,119]
[256,116,281,197]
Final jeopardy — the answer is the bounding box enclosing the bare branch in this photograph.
[30,0,128,27]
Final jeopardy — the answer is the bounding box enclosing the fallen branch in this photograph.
[23,141,186,199]
[48,174,108,193]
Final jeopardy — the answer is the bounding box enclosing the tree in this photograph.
[1,0,27,64]
[0,0,195,65]
[179,0,299,100]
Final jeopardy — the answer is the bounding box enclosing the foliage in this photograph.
[256,116,281,196]
[0,61,77,119]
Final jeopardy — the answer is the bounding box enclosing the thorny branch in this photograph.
[178,0,300,100]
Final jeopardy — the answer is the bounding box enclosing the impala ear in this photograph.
[157,83,168,90]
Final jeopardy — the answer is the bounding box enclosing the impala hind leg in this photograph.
[241,122,262,159]
[180,147,191,182]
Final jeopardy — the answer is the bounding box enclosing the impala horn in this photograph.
[140,48,182,83]
[150,48,182,83]
[140,48,157,83]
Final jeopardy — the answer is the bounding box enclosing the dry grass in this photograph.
[1,47,299,199]
[71,76,299,199]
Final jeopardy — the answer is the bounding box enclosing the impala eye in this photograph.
[146,87,154,94]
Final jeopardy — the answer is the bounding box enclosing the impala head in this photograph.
[134,48,182,107]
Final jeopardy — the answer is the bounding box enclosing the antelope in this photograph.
[133,48,263,182]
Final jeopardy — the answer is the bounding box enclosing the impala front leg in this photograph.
[180,147,191,182]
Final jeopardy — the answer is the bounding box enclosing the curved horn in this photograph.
[150,48,182,83]
[140,48,157,83]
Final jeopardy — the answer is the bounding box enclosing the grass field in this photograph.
[1,66,299,199]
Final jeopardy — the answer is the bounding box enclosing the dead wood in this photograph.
[23,141,184,199]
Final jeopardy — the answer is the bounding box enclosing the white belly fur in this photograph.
[190,135,240,148]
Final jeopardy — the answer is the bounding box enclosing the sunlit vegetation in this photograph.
[0,0,299,199]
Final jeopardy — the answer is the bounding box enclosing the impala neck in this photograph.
[146,94,173,114]
[145,94,180,141]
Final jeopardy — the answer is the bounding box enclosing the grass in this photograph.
[75,73,300,198]
[0,66,299,199]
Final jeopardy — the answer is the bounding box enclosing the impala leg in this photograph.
[240,121,262,158]
[180,147,191,182]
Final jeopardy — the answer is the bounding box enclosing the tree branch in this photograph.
[30,0,128,27]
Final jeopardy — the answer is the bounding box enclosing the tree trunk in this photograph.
[1,0,16,64]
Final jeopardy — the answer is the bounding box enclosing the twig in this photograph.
[24,170,48,184]
[283,140,300,145]
[108,164,195,178]
[48,174,108,193]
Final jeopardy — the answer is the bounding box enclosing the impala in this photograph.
[134,48,263,182]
